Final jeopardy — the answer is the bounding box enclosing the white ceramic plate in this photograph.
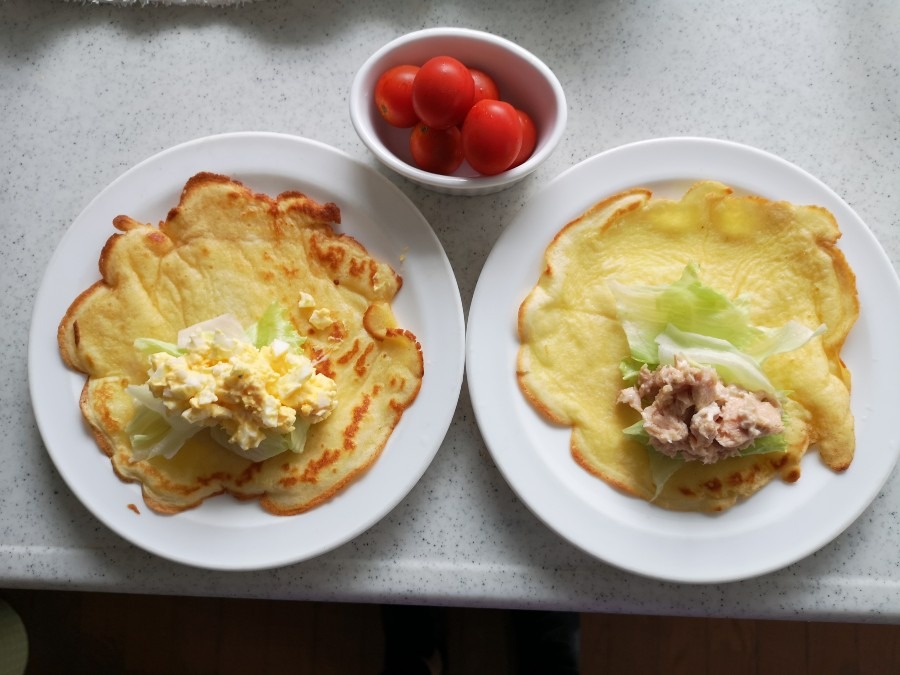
[29,132,465,571]
[466,137,900,584]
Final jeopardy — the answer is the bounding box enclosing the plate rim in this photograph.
[28,131,465,571]
[465,135,900,584]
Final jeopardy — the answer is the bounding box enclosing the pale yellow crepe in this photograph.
[59,172,423,515]
[517,181,858,512]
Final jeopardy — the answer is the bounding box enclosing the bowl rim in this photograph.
[350,27,568,191]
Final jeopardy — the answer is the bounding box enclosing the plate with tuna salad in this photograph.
[466,137,900,583]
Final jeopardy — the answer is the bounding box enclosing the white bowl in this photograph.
[350,27,567,196]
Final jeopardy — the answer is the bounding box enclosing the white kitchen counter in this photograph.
[2,0,899,621]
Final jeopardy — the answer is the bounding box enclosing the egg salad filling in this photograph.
[125,303,337,463]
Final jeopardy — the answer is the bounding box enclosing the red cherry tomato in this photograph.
[461,99,523,176]
[510,109,537,168]
[470,68,500,104]
[374,65,420,128]
[411,56,475,130]
[409,123,464,175]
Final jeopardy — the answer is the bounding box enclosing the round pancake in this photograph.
[59,173,424,515]
[517,181,858,512]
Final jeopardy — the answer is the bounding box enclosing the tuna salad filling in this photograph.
[617,354,784,464]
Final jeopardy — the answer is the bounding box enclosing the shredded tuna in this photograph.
[618,355,783,463]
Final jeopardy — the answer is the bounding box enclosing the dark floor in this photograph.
[2,589,899,674]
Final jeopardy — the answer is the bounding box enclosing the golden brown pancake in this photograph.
[517,181,858,512]
[59,172,423,515]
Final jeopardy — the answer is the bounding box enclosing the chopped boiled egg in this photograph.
[145,320,337,452]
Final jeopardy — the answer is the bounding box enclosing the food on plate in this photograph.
[517,181,858,512]
[373,56,536,175]
[58,172,424,515]
[127,304,338,464]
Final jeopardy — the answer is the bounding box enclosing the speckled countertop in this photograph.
[3,0,900,621]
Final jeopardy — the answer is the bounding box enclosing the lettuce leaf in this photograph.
[177,313,246,349]
[246,302,305,351]
[655,325,776,395]
[608,263,824,377]
[208,419,311,462]
[133,338,184,357]
[647,451,684,502]
[125,384,201,462]
[608,263,760,364]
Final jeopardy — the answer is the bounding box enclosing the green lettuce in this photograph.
[608,263,759,364]
[125,383,201,462]
[208,419,311,463]
[133,337,184,357]
[246,302,306,351]
[609,263,824,383]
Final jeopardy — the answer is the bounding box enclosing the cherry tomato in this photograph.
[374,65,420,128]
[461,99,523,176]
[470,68,500,104]
[411,56,475,130]
[409,123,464,175]
[510,109,537,168]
